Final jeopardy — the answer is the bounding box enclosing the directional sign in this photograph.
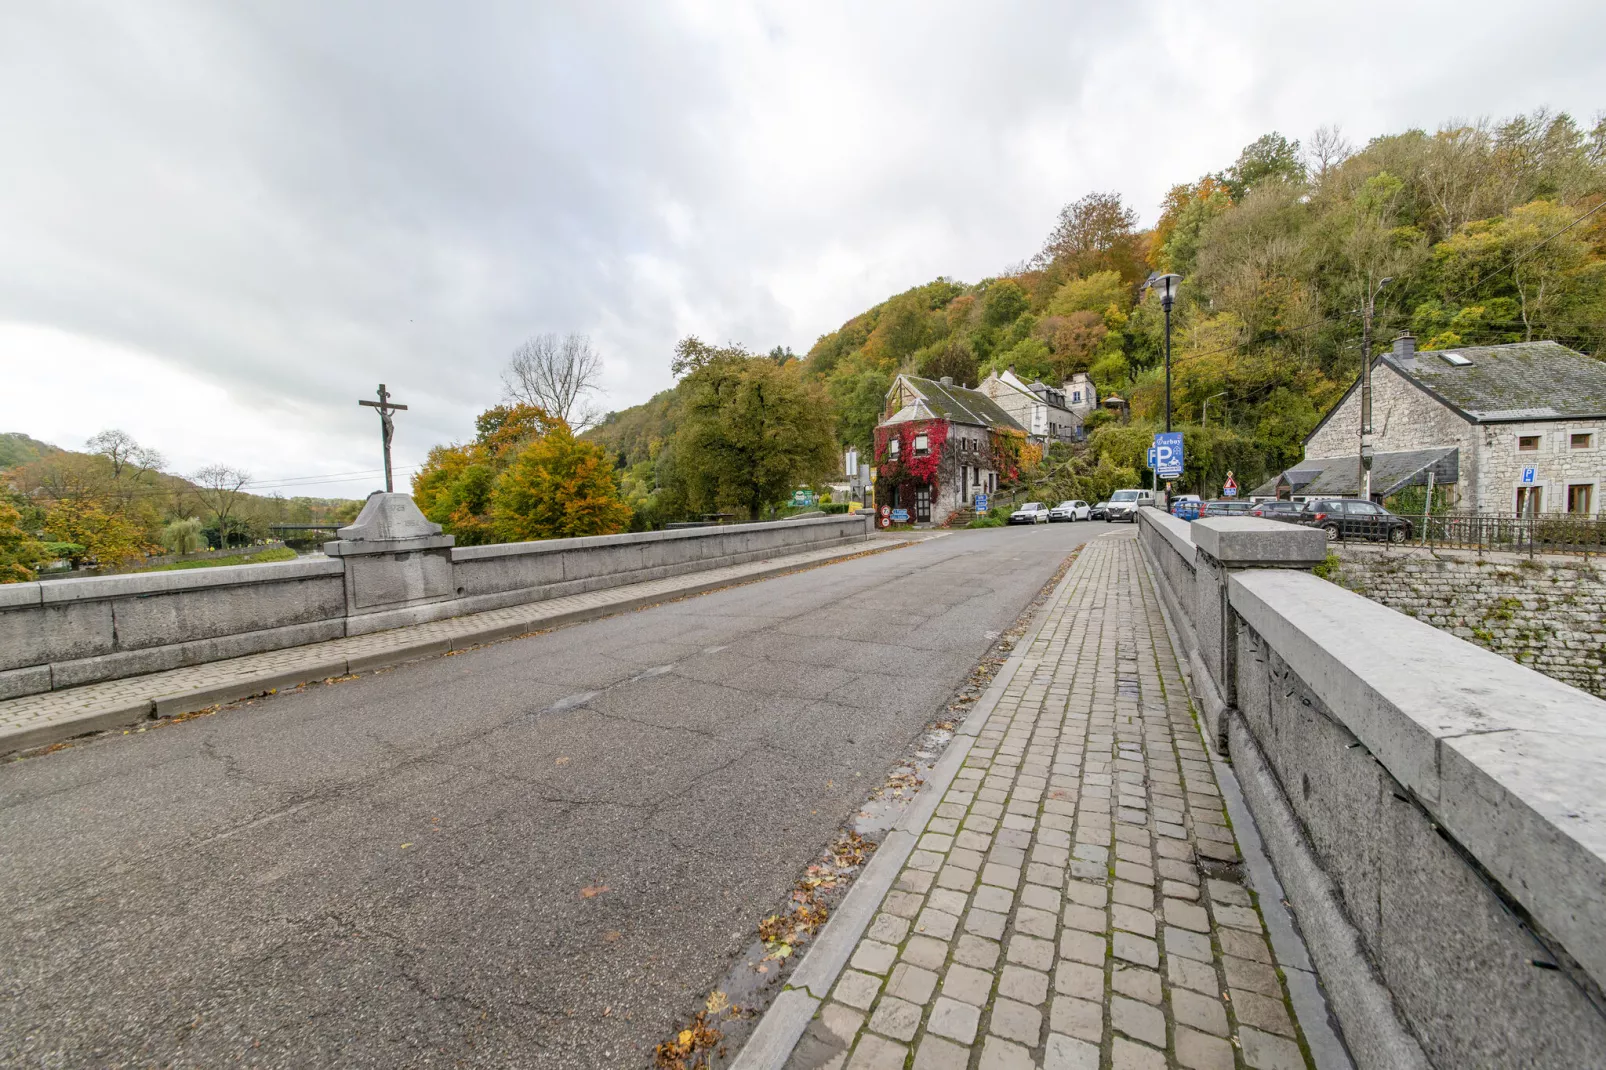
[974,494,988,512]
[891,508,910,523]
[1153,432,1184,479]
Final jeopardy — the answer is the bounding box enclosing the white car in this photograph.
[1103,488,1156,523]
[1008,502,1050,525]
[1049,500,1090,522]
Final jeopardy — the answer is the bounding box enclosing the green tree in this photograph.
[1221,132,1306,200]
[670,342,838,521]
[915,337,980,386]
[160,517,206,555]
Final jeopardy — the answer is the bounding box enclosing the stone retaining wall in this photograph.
[0,513,873,700]
[1325,544,1606,698]
[1136,508,1606,1069]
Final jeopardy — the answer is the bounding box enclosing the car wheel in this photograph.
[1321,522,1341,542]
[1388,526,1407,544]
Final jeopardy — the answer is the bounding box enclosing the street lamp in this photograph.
[1359,275,1392,501]
[1144,273,1183,433]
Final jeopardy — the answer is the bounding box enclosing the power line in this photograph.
[1439,197,1606,308]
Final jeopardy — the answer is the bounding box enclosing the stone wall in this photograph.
[1304,363,1479,507]
[1325,544,1606,697]
[1136,509,1606,1068]
[1476,417,1605,517]
[0,512,873,700]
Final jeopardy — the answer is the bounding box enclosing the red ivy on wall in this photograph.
[874,420,950,485]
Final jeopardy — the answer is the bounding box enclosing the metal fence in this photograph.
[1411,512,1606,557]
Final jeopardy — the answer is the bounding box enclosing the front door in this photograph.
[915,485,931,523]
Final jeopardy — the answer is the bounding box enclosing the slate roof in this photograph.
[1382,341,1606,421]
[881,375,1024,431]
[1250,448,1460,499]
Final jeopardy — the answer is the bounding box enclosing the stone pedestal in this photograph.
[323,492,456,623]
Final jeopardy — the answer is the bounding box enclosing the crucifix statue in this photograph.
[358,383,408,492]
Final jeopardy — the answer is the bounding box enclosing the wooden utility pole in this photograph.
[1358,276,1391,501]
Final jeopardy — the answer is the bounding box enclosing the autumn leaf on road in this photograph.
[581,884,610,898]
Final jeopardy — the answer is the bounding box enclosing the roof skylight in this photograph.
[1438,351,1473,366]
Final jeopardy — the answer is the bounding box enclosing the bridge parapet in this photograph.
[1137,506,1606,1069]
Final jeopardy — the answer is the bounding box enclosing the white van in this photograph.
[1104,488,1156,523]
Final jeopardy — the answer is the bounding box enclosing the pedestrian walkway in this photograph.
[778,534,1314,1069]
[1,535,923,756]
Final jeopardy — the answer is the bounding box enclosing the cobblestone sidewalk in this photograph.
[783,534,1314,1070]
[1,536,917,755]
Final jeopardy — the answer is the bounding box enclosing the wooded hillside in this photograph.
[589,108,1605,504]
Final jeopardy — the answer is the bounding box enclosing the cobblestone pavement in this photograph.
[786,534,1314,1070]
[0,536,919,753]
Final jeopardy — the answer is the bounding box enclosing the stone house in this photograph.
[1254,333,1605,515]
[977,368,1084,444]
[873,374,1025,525]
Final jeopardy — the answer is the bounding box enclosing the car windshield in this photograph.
[1111,491,1140,502]
[1057,502,1076,509]
[1022,503,1043,510]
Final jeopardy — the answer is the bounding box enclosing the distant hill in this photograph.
[0,432,61,470]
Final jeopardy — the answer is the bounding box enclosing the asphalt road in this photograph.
[0,521,1109,1068]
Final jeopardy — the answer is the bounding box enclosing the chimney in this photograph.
[939,375,954,386]
[1392,331,1417,372]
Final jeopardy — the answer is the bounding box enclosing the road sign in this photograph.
[891,508,910,523]
[1146,447,1157,470]
[1521,466,1537,485]
[974,494,988,512]
[1223,471,1238,498]
[1154,432,1184,479]
[880,505,891,517]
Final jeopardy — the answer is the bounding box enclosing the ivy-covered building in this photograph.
[873,374,1030,526]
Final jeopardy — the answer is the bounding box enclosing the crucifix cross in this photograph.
[358,383,409,492]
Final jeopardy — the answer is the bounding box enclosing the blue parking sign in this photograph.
[1154,432,1184,478]
[1521,467,1537,485]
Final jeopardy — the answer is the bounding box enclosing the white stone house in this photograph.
[977,368,1084,444]
[1254,333,1605,515]
[874,374,1025,525]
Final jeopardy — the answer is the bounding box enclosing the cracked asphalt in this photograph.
[0,522,1107,1068]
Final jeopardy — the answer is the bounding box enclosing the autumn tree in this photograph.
[1220,132,1306,200]
[0,495,49,582]
[1036,192,1143,282]
[491,422,631,540]
[412,404,553,545]
[668,340,838,521]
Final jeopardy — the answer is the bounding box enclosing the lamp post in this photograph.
[1358,275,1392,501]
[1144,273,1183,433]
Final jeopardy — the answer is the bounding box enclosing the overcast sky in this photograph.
[2,1,1602,499]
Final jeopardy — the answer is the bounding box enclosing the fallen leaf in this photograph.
[604,930,623,942]
[705,990,729,1015]
[400,843,413,850]
[581,884,610,898]
[555,756,571,765]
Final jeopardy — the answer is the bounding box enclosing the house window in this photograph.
[1517,486,1543,516]
[1568,484,1594,515]
[1518,435,1540,451]
[1573,433,1594,449]
[1072,390,1081,402]
[913,434,929,455]
[888,438,899,458]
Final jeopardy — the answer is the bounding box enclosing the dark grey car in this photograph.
[1298,498,1412,542]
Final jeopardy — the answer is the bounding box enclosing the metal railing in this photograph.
[1410,511,1606,557]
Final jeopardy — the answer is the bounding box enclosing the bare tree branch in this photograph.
[501,332,604,430]
[190,464,252,546]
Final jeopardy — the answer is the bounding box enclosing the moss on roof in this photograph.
[1391,341,1606,420]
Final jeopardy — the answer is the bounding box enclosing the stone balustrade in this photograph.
[1136,506,1606,1069]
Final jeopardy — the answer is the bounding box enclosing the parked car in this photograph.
[1297,498,1412,542]
[1008,502,1050,525]
[1201,499,1252,517]
[1090,501,1109,521]
[1104,489,1156,523]
[1249,500,1303,522]
[1049,500,1091,522]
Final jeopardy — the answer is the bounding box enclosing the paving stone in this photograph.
[941,963,994,1006]
[914,909,959,942]
[912,1034,970,1070]
[885,962,938,1005]
[834,970,882,1009]
[1111,880,1154,909]
[1019,883,1061,912]
[926,996,981,1044]
[972,884,1014,913]
[997,964,1049,1006]
[851,940,899,975]
[1175,1025,1236,1070]
[1110,1035,1167,1070]
[1239,1025,1306,1070]
[1015,905,1058,939]
[1218,928,1272,964]
[1006,934,1055,970]
[883,891,924,919]
[1111,903,1157,937]
[1170,987,1228,1036]
[1053,959,1103,1000]
[977,1035,1034,1069]
[898,869,936,894]
[1164,897,1211,933]
[868,996,922,1042]
[1221,953,1280,996]
[1167,953,1220,994]
[1063,903,1106,932]
[1043,1032,1100,1070]
[1212,903,1263,931]
[1110,963,1161,1004]
[1163,925,1213,962]
[867,913,910,944]
[1110,993,1167,1048]
[1111,931,1159,968]
[964,907,1007,941]
[1232,989,1296,1036]
[846,1033,907,1070]
[987,997,1042,1045]
[1065,881,1108,908]
[953,934,999,970]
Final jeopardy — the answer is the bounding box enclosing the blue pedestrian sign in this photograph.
[1153,432,1184,479]
[1520,466,1537,485]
